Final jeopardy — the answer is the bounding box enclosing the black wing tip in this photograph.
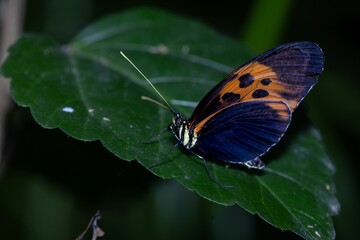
[294,41,325,75]
[278,41,324,63]
[256,41,325,76]
[277,41,323,52]
[252,41,324,63]
[264,41,324,58]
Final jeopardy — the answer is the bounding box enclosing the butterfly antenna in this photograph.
[140,96,169,111]
[120,51,176,113]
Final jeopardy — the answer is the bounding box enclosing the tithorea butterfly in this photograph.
[121,41,324,184]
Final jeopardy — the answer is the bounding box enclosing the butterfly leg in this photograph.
[149,142,179,168]
[243,158,265,169]
[188,150,235,188]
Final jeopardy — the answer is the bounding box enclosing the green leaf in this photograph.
[1,7,338,240]
[242,0,293,52]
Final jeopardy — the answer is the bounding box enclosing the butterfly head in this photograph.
[171,113,184,128]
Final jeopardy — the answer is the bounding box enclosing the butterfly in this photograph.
[122,41,324,177]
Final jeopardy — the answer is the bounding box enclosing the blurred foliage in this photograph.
[0,0,359,240]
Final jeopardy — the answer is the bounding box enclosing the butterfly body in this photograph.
[168,41,324,169]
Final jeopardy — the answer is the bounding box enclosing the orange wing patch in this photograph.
[188,43,322,129]
[218,61,302,112]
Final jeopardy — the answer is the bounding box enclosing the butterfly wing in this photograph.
[188,41,324,129]
[188,41,324,164]
[194,101,291,164]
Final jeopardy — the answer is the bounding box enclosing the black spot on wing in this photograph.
[239,73,254,88]
[252,89,269,98]
[261,78,272,86]
[221,92,241,102]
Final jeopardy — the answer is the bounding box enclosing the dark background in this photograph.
[1,0,359,239]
